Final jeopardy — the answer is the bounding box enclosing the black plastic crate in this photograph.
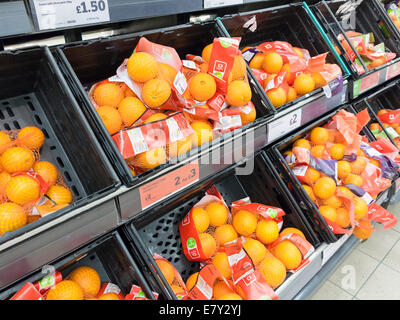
[311,0,400,98]
[0,46,120,245]
[217,3,349,111]
[121,152,321,300]
[55,20,274,187]
[268,104,392,243]
[0,231,158,300]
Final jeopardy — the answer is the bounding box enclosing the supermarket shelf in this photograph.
[293,235,360,300]
[0,1,32,38]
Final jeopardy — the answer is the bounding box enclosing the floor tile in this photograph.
[328,249,380,296]
[383,240,400,272]
[310,280,353,300]
[357,228,400,261]
[356,264,400,300]
[387,203,400,233]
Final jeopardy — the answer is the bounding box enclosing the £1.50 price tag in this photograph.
[139,161,199,210]
[267,109,302,143]
[32,0,110,31]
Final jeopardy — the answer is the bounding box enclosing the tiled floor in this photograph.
[310,201,400,300]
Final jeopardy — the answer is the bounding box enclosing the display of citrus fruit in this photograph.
[46,280,84,300]
[16,126,45,150]
[186,272,199,291]
[294,74,315,95]
[344,173,363,187]
[96,106,122,135]
[198,232,217,258]
[212,252,232,279]
[192,207,210,233]
[293,139,311,150]
[226,80,252,107]
[142,78,171,108]
[243,238,267,264]
[0,202,26,235]
[313,176,336,200]
[33,161,58,187]
[353,197,368,220]
[353,218,373,239]
[202,43,213,62]
[0,132,11,153]
[322,195,342,209]
[1,146,35,173]
[336,207,351,228]
[259,256,287,288]
[262,52,283,74]
[231,55,247,81]
[350,157,367,175]
[127,52,158,83]
[98,293,120,300]
[118,97,147,126]
[256,219,279,244]
[271,240,302,270]
[310,127,329,145]
[93,83,124,108]
[329,143,345,160]
[69,266,101,298]
[189,73,217,102]
[240,103,256,126]
[143,112,167,124]
[6,175,40,205]
[286,87,298,103]
[232,210,258,236]
[133,147,167,171]
[280,227,306,239]
[156,259,175,285]
[303,167,320,186]
[338,160,352,180]
[167,136,192,159]
[205,201,228,227]
[310,145,326,158]
[159,63,177,83]
[214,224,238,246]
[213,280,235,300]
[46,185,73,205]
[190,120,213,148]
[266,87,287,108]
[302,184,317,202]
[249,53,265,69]
[319,205,337,222]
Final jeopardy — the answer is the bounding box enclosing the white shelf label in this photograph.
[322,233,351,266]
[267,109,302,143]
[204,0,243,9]
[33,0,110,31]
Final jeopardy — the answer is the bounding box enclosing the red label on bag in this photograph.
[188,264,222,300]
[378,110,400,124]
[97,282,125,300]
[139,161,199,210]
[10,283,43,300]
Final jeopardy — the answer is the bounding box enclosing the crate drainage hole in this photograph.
[34,115,42,125]
[3,123,10,130]
[56,157,65,168]
[0,110,4,120]
[6,107,14,117]
[27,101,35,111]
[13,121,20,129]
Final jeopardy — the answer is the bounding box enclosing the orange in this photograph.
[293,139,311,150]
[189,73,217,102]
[159,63,177,83]
[231,55,247,81]
[205,201,229,227]
[310,145,326,158]
[69,266,101,298]
[310,127,329,145]
[281,63,291,82]
[322,195,342,209]
[33,161,58,187]
[259,257,287,288]
[294,74,315,96]
[142,78,171,108]
[350,157,367,175]
[212,252,232,279]
[118,97,147,127]
[368,57,387,70]
[199,232,217,258]
[226,80,252,107]
[214,224,238,246]
[170,285,185,296]
[280,227,306,239]
[0,172,11,193]
[369,123,381,131]
[127,52,158,83]
[256,219,279,244]
[93,83,124,108]
[319,205,337,222]
[6,175,40,205]
[337,186,355,198]
[185,104,212,122]
[186,272,199,291]
[96,106,122,135]
[133,147,167,171]
[0,132,11,153]
[264,74,277,87]
[286,87,298,103]
[213,280,235,299]
[353,218,373,239]
[124,86,137,98]
[304,167,320,186]
[167,136,192,158]
[98,293,120,300]
[293,47,304,59]
[190,120,213,148]
[377,109,389,117]
[262,52,283,74]
[302,184,317,202]
[336,207,351,228]
[368,158,381,168]
[46,185,73,205]
[143,112,167,124]
[46,280,84,300]
[232,210,258,236]
[156,260,175,285]
[1,146,35,173]
[218,293,243,300]
[311,72,327,89]
[240,103,256,126]
[313,176,336,200]
[0,202,26,235]
[338,160,351,180]
[271,240,302,270]
[243,238,267,264]
[202,43,213,62]
[192,207,210,233]
[344,173,363,187]
[353,197,368,220]
[329,143,346,160]
[249,53,265,69]
[266,87,287,108]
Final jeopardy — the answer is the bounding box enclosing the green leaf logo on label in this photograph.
[261,296,272,300]
[267,208,277,218]
[39,275,54,288]
[137,290,146,298]
[213,71,223,79]
[219,39,232,48]
[162,48,173,61]
[187,237,196,249]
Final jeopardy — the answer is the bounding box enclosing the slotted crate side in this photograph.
[56,20,274,187]
[218,3,349,111]
[0,232,156,300]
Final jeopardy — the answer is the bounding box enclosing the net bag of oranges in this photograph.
[241,41,342,108]
[179,185,232,263]
[153,254,188,300]
[0,126,74,236]
[373,108,400,150]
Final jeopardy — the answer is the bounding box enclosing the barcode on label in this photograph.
[242,50,255,63]
[196,275,213,300]
[173,71,188,95]
[166,117,184,143]
[127,128,149,155]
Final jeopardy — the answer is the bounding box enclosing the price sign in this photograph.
[204,0,243,9]
[321,233,351,266]
[386,61,400,81]
[267,109,302,143]
[353,71,380,97]
[139,161,199,210]
[32,0,110,31]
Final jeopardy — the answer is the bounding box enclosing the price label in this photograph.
[321,233,351,266]
[204,0,243,9]
[267,109,302,143]
[353,71,380,97]
[139,161,199,210]
[32,0,110,31]
[386,61,400,81]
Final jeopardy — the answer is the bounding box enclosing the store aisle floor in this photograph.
[310,201,400,300]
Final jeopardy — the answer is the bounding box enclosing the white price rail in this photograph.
[32,0,110,31]
[267,108,302,143]
[204,0,243,9]
[321,233,351,266]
